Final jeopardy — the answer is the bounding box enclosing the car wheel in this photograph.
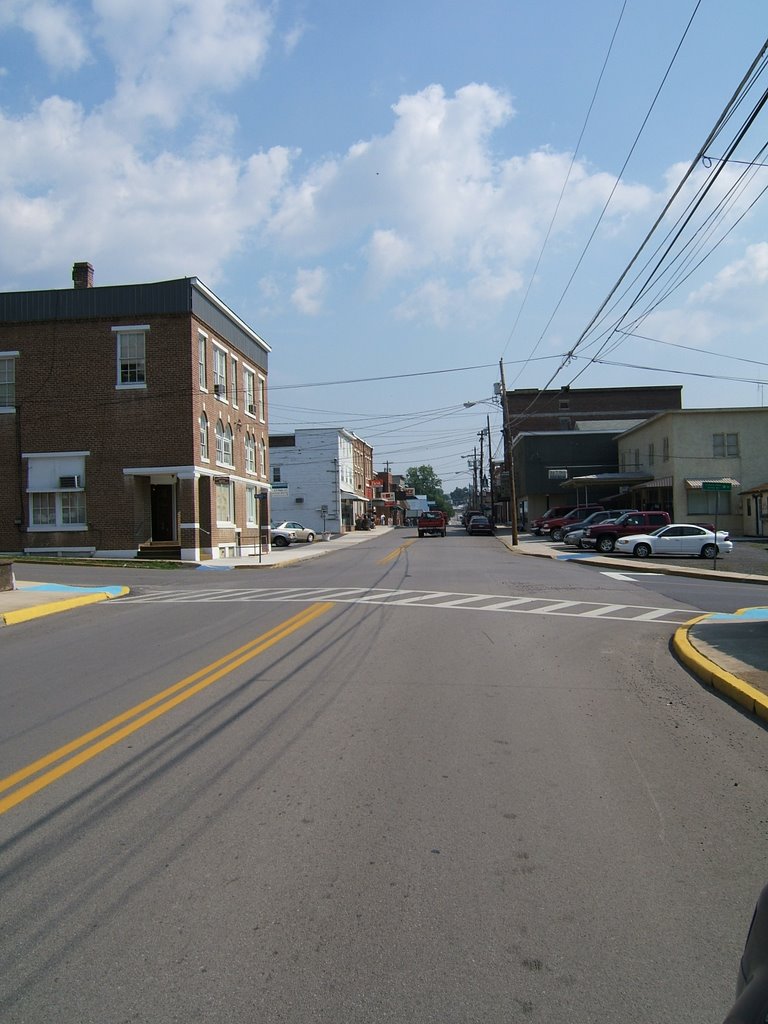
[596,536,615,553]
[305,533,315,543]
[273,536,289,547]
[634,543,652,559]
[701,543,717,559]
[551,528,564,541]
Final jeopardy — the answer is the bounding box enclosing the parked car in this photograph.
[580,510,672,553]
[268,522,298,547]
[467,514,494,536]
[272,520,315,543]
[615,524,733,559]
[543,504,605,541]
[561,509,639,547]
[529,506,576,536]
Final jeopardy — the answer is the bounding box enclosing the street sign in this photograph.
[702,481,732,491]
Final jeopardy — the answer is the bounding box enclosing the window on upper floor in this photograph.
[213,346,227,399]
[258,376,266,421]
[245,433,256,473]
[113,327,147,387]
[198,331,208,390]
[215,420,234,466]
[272,465,281,483]
[662,436,670,462]
[648,442,655,466]
[243,368,255,415]
[231,357,238,407]
[0,353,17,409]
[713,432,739,457]
[259,438,266,477]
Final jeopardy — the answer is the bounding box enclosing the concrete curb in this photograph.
[672,614,768,722]
[1,586,130,626]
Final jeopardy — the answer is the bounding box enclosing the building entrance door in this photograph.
[151,484,175,541]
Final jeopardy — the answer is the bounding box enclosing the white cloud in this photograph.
[690,242,768,303]
[2,1,89,72]
[267,82,656,323]
[291,267,327,315]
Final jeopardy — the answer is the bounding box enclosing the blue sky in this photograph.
[1,1,767,493]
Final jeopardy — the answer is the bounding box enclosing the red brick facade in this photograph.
[0,271,271,560]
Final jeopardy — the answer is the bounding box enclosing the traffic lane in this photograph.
[2,598,763,1022]
[0,589,338,780]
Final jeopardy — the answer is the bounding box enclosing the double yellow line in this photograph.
[0,602,333,816]
[377,539,417,565]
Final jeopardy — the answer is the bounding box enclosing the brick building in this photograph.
[0,263,271,560]
[505,384,682,435]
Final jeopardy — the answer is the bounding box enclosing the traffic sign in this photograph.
[702,481,732,491]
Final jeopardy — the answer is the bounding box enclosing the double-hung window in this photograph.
[258,376,266,421]
[200,413,209,461]
[259,438,267,477]
[713,432,739,457]
[198,331,208,390]
[245,433,256,473]
[0,353,17,409]
[231,358,238,407]
[243,369,255,415]
[215,420,234,467]
[26,453,88,530]
[213,347,227,399]
[113,327,147,387]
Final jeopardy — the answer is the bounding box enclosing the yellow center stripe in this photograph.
[377,539,416,565]
[0,601,333,815]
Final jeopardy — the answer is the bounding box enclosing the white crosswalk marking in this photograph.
[117,585,698,624]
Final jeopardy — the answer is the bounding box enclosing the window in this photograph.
[31,489,86,529]
[215,479,233,524]
[713,432,739,457]
[558,398,569,411]
[26,452,88,531]
[0,353,17,408]
[633,448,640,470]
[245,433,256,473]
[687,490,732,515]
[200,412,209,461]
[114,327,147,386]
[662,436,669,462]
[648,442,655,467]
[213,347,227,399]
[246,485,257,525]
[259,438,266,477]
[231,358,238,407]
[258,376,266,421]
[243,368,255,414]
[272,465,281,483]
[198,332,207,389]
[215,420,233,466]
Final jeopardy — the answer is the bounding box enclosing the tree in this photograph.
[450,486,470,506]
[405,465,453,517]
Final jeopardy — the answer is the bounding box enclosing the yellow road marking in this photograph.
[377,539,417,565]
[0,602,333,816]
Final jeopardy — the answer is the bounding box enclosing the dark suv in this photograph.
[581,511,672,553]
[541,505,605,541]
[561,509,639,547]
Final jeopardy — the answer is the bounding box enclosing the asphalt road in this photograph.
[2,530,766,1023]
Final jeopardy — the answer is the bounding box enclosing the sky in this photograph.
[1,1,768,496]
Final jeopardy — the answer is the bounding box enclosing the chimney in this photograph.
[72,262,94,289]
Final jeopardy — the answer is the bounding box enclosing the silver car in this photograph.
[272,520,316,543]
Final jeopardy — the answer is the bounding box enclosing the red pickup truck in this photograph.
[417,511,447,537]
[580,510,671,553]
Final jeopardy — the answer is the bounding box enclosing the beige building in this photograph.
[616,408,768,536]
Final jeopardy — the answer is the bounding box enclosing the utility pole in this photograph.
[487,413,495,522]
[478,431,485,512]
[499,358,518,545]
[472,446,478,508]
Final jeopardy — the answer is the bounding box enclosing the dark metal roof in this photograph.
[0,276,269,371]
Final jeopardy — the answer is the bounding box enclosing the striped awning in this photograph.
[684,477,740,490]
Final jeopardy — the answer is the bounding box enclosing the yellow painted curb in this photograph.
[673,615,768,720]
[2,586,130,626]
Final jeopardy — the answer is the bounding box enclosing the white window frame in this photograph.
[245,433,256,474]
[200,412,209,462]
[29,488,87,531]
[198,331,208,391]
[215,479,234,526]
[113,326,148,389]
[0,351,18,411]
[213,345,228,400]
[215,420,234,467]
[231,357,238,408]
[259,437,267,478]
[246,485,257,526]
[258,375,266,422]
[243,368,255,417]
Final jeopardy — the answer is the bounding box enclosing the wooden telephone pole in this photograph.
[499,358,519,545]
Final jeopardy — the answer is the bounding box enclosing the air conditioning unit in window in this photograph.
[295,497,304,504]
[214,384,224,397]
[59,475,80,488]
[247,404,255,414]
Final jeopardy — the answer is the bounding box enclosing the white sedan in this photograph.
[272,520,316,543]
[615,524,733,560]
